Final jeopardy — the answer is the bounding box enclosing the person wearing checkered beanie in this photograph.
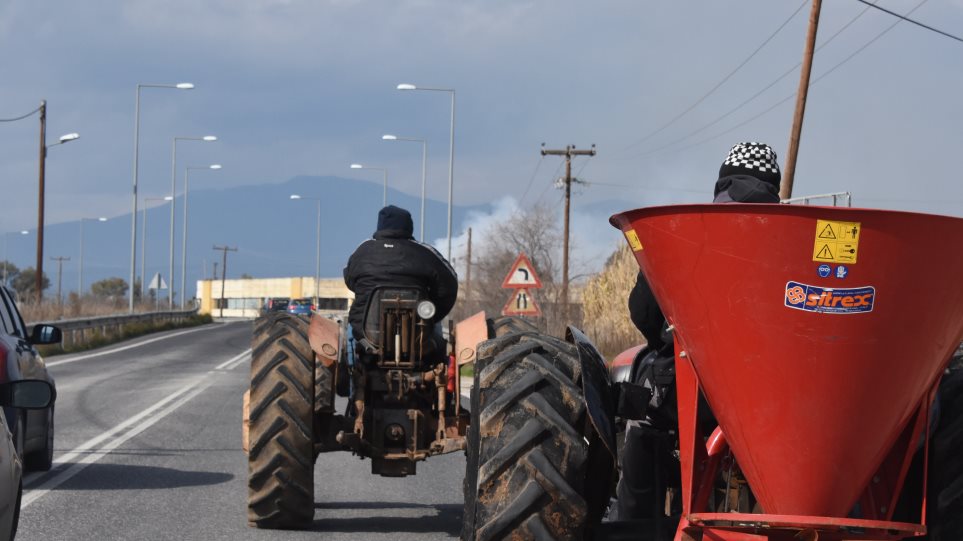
[615,141,783,522]
[713,141,782,203]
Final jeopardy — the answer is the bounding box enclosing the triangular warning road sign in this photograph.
[502,253,543,289]
[148,272,168,290]
[501,288,542,317]
[818,223,837,239]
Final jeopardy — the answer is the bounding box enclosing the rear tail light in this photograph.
[311,305,316,311]
[289,305,296,310]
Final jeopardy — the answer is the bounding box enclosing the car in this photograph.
[0,379,55,541]
[0,286,61,472]
[260,297,290,316]
[286,298,314,315]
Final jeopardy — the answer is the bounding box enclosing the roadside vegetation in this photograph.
[36,313,214,357]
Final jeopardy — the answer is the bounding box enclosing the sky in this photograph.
[2,0,962,282]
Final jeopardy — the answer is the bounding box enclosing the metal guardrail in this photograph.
[31,308,200,349]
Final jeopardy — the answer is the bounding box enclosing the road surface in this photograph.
[18,320,464,540]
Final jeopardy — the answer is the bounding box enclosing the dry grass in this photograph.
[20,295,179,325]
[580,244,645,357]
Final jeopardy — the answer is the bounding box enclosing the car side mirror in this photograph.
[30,324,62,345]
[0,380,55,409]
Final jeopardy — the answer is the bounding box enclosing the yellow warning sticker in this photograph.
[625,230,643,251]
[812,219,860,263]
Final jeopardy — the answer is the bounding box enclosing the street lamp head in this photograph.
[97,217,108,222]
[290,194,302,200]
[209,164,222,170]
[163,196,174,201]
[397,84,417,91]
[176,83,195,89]
[203,135,217,141]
[59,133,80,143]
[350,164,364,169]
[19,230,28,235]
[382,134,397,141]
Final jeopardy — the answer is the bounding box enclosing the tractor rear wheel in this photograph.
[488,316,538,337]
[463,330,589,541]
[247,312,316,529]
[927,357,963,541]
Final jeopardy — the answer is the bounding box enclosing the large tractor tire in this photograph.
[927,357,963,541]
[489,316,538,337]
[463,330,590,541]
[247,312,316,529]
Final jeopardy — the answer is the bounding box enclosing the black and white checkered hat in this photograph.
[718,141,781,188]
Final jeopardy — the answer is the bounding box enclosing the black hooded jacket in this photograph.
[343,205,458,339]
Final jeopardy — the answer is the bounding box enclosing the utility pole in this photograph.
[212,262,218,281]
[50,255,69,305]
[540,143,596,322]
[465,227,472,309]
[35,100,46,305]
[213,245,237,318]
[782,0,823,200]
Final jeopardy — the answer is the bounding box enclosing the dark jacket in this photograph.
[344,206,458,339]
[712,174,780,203]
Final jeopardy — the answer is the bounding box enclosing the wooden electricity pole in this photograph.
[213,245,237,318]
[49,255,69,305]
[782,0,823,200]
[540,143,596,322]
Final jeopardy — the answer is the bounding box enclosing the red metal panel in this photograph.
[611,204,963,518]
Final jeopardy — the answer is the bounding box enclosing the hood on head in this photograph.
[375,205,414,239]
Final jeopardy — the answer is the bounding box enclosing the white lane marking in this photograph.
[214,349,251,370]
[46,324,223,367]
[22,375,213,508]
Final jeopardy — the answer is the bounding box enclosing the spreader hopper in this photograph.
[611,204,963,537]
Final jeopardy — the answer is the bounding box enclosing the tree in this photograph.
[11,267,49,299]
[91,277,128,300]
[457,204,573,335]
[0,261,19,286]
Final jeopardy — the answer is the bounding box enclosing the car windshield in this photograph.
[291,299,311,306]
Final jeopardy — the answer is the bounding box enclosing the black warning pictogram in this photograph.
[818,223,837,240]
[815,244,834,260]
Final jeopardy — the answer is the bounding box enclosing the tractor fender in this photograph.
[308,314,341,368]
[566,326,617,461]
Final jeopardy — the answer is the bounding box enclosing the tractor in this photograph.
[460,203,963,540]
[242,283,534,529]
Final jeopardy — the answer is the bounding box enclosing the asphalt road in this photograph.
[18,320,464,541]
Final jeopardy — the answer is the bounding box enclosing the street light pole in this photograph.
[180,164,222,309]
[130,82,194,313]
[78,217,107,297]
[349,164,389,207]
[397,84,456,259]
[170,135,216,309]
[382,135,428,241]
[290,195,321,307]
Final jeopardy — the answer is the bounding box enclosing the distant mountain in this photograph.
[4,176,490,299]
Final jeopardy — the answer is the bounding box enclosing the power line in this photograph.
[632,1,878,158]
[855,0,963,43]
[658,0,929,156]
[518,155,545,205]
[618,1,808,153]
[534,160,564,206]
[0,105,42,123]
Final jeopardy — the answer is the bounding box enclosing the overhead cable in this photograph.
[618,0,809,154]
[633,0,879,158]
[855,0,963,43]
[0,105,42,123]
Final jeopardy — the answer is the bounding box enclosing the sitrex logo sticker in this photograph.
[784,281,875,314]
